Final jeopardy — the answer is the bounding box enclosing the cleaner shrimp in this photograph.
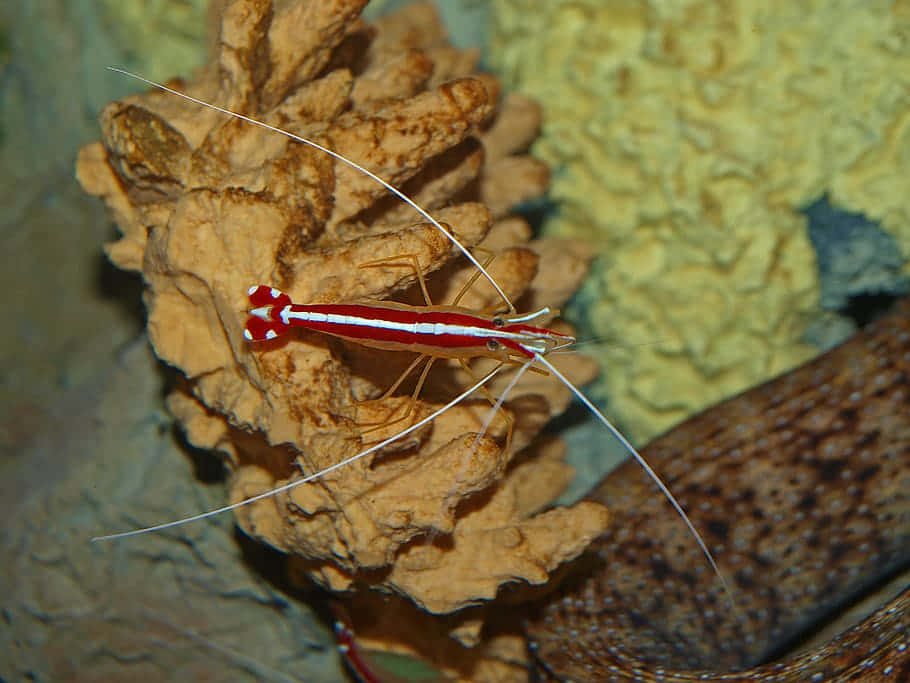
[91,68,732,610]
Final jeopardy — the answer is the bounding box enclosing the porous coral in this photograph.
[77,0,606,668]
[489,0,910,442]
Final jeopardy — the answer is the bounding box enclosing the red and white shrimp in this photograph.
[92,69,731,608]
[243,285,572,359]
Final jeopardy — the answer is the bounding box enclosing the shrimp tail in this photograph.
[244,285,291,341]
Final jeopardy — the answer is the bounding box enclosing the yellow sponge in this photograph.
[489,0,909,441]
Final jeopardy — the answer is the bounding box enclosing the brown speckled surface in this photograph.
[528,300,910,681]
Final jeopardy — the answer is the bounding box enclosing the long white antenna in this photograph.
[532,353,735,607]
[102,67,735,607]
[92,365,502,541]
[106,67,515,311]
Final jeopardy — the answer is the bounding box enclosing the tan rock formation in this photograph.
[77,1,608,671]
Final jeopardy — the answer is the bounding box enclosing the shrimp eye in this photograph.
[486,339,501,351]
[492,317,505,328]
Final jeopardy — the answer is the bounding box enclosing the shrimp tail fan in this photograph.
[244,285,291,341]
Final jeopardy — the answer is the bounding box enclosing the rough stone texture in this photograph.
[1,343,342,682]
[805,196,910,312]
[0,1,340,680]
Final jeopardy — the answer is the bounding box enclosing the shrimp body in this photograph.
[244,284,574,361]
